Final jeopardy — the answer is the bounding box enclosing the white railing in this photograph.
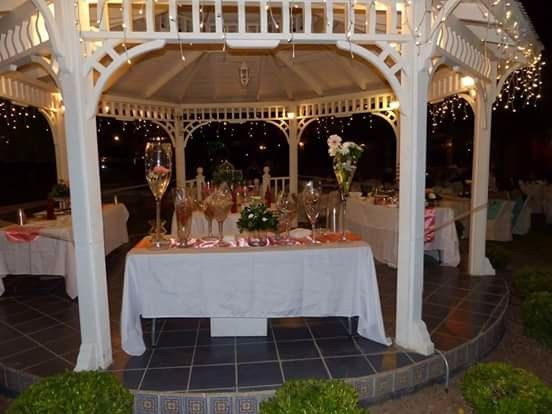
[0,76,59,110]
[98,95,178,121]
[262,166,290,196]
[0,2,50,65]
[297,91,397,118]
[79,0,409,43]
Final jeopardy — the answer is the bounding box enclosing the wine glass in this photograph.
[211,186,233,246]
[276,192,297,243]
[145,141,172,249]
[201,194,217,240]
[174,187,194,248]
[302,181,321,244]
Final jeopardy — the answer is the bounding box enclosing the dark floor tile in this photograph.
[277,340,319,360]
[141,367,189,392]
[3,347,56,369]
[196,331,234,347]
[457,300,497,315]
[366,352,412,372]
[50,308,79,323]
[110,350,152,371]
[0,299,30,317]
[325,356,375,378]
[0,336,37,359]
[13,316,59,335]
[421,316,445,332]
[156,330,197,348]
[0,323,21,344]
[149,347,194,368]
[425,294,464,308]
[407,352,432,362]
[282,359,329,380]
[235,334,273,344]
[434,320,483,340]
[110,369,144,389]
[309,321,350,338]
[467,292,504,305]
[430,332,466,351]
[316,338,361,357]
[161,318,200,331]
[354,337,393,355]
[43,335,81,355]
[7,310,48,327]
[422,303,453,319]
[270,318,306,328]
[238,362,282,387]
[194,345,235,366]
[30,324,79,344]
[26,357,73,377]
[189,365,235,390]
[237,342,277,363]
[273,326,312,341]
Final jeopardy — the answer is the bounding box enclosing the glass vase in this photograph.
[333,158,357,241]
[248,230,268,247]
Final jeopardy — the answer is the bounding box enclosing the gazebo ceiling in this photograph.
[103,45,389,104]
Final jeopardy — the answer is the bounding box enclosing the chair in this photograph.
[512,196,531,236]
[486,199,514,241]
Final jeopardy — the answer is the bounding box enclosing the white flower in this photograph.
[327,134,342,149]
[248,213,254,219]
[328,146,338,157]
[428,192,436,200]
[340,144,350,155]
[262,217,268,222]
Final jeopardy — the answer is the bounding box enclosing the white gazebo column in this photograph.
[395,44,434,354]
[468,83,496,276]
[174,121,186,187]
[288,117,299,194]
[56,0,112,370]
[50,111,70,182]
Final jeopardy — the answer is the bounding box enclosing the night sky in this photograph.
[1,1,551,205]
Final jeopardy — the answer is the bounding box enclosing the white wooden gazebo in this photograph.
[0,0,541,370]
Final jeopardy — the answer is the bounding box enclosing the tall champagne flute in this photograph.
[212,187,233,246]
[202,195,217,240]
[145,141,172,249]
[276,192,297,243]
[302,181,321,244]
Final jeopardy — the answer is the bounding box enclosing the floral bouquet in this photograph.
[237,203,279,246]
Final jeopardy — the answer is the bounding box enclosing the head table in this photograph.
[346,196,460,268]
[121,236,390,356]
[0,203,129,298]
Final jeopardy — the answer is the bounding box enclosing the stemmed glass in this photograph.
[211,186,233,246]
[145,141,172,249]
[201,194,217,240]
[276,192,297,243]
[174,187,194,248]
[302,181,321,244]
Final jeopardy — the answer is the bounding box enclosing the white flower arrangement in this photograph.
[327,134,364,163]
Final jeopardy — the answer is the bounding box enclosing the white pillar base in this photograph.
[395,320,434,356]
[469,257,496,277]
[75,343,113,371]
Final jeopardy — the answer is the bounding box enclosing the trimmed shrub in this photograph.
[486,242,512,271]
[522,291,552,348]
[7,371,133,414]
[260,379,368,414]
[462,362,552,414]
[513,267,552,300]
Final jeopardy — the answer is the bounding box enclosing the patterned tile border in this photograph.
[0,284,509,414]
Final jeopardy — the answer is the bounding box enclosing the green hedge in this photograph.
[522,291,552,348]
[486,242,512,271]
[7,371,133,414]
[462,362,552,414]
[260,379,368,414]
[513,267,552,300]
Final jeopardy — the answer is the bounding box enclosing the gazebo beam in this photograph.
[255,58,265,101]
[275,52,324,97]
[143,52,202,99]
[269,55,294,100]
[177,53,209,102]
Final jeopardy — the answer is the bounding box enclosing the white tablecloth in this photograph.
[171,211,240,237]
[346,197,460,267]
[519,181,546,214]
[121,240,390,355]
[0,203,129,298]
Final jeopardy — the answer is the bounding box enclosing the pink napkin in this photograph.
[4,225,43,243]
[424,208,436,243]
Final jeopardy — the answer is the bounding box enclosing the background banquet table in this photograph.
[121,239,390,356]
[171,210,240,237]
[346,196,460,268]
[0,203,129,298]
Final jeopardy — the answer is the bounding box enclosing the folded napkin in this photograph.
[3,225,43,243]
[289,228,312,239]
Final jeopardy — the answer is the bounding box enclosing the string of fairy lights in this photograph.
[428,95,472,133]
[0,101,46,143]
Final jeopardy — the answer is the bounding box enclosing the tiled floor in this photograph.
[0,189,508,394]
